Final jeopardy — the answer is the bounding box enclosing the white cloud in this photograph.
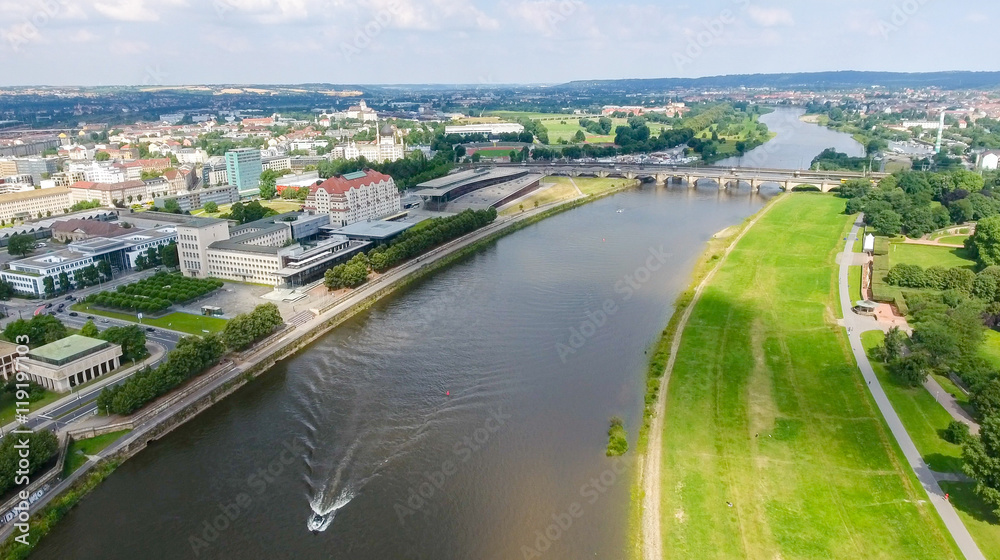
[508,0,591,37]
[747,6,794,27]
[67,29,99,42]
[91,0,187,22]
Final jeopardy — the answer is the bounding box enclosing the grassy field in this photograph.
[980,329,1000,369]
[63,430,130,477]
[849,265,862,301]
[657,195,961,559]
[860,331,965,473]
[71,304,228,335]
[937,235,971,246]
[939,482,1000,560]
[483,111,668,144]
[889,243,976,270]
[191,199,303,217]
[0,390,63,426]
[500,176,635,216]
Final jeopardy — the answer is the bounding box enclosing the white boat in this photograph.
[308,511,331,533]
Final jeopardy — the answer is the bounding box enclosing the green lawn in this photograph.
[657,194,961,559]
[191,199,303,217]
[0,390,63,426]
[482,111,668,144]
[980,329,1000,370]
[71,304,228,336]
[889,243,976,270]
[849,265,862,301]
[939,482,1000,560]
[860,331,965,473]
[63,430,130,477]
[937,235,970,246]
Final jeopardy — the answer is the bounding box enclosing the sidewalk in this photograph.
[838,216,985,560]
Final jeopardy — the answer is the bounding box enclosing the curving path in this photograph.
[839,216,985,560]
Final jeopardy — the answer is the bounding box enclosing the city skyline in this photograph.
[0,0,996,86]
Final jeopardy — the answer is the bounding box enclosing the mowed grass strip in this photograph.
[659,195,961,559]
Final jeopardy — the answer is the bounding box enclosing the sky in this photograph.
[0,0,995,86]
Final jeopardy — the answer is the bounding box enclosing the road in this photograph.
[838,216,985,560]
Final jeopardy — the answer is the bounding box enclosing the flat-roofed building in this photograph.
[20,335,123,392]
[69,180,149,207]
[412,168,530,211]
[154,185,240,213]
[177,218,231,279]
[0,187,72,223]
[444,123,525,136]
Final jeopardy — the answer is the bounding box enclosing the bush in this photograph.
[606,417,628,457]
[791,185,820,192]
[943,421,971,445]
[888,353,930,387]
[222,303,283,351]
[887,264,927,288]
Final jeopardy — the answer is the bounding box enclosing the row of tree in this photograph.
[97,334,226,416]
[324,209,498,292]
[3,314,68,347]
[221,303,283,351]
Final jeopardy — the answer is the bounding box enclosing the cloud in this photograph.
[508,0,590,37]
[92,0,187,22]
[747,6,794,27]
[67,29,99,43]
[110,39,149,54]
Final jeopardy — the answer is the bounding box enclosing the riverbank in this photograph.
[633,194,963,560]
[0,177,641,559]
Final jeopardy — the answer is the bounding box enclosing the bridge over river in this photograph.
[472,163,887,192]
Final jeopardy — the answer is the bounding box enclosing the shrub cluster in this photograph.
[368,208,497,273]
[886,264,1000,302]
[221,303,283,351]
[86,273,223,313]
[0,430,58,496]
[97,335,225,415]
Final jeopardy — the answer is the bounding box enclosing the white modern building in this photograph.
[444,123,525,136]
[305,170,401,227]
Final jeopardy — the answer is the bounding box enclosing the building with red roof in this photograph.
[305,169,401,227]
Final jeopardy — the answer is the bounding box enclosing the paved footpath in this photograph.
[839,216,985,560]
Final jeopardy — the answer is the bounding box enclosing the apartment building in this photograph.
[305,170,401,227]
[0,188,72,222]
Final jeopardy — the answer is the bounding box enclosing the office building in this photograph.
[305,170,401,227]
[225,148,263,196]
[20,335,123,393]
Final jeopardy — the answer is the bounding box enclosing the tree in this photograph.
[99,325,148,362]
[161,243,179,269]
[258,170,282,200]
[7,234,34,257]
[4,314,68,346]
[163,198,182,214]
[43,277,55,297]
[972,379,1000,421]
[964,416,1000,518]
[868,208,903,237]
[203,201,218,213]
[97,259,113,280]
[573,130,586,143]
[887,353,930,387]
[58,271,71,293]
[80,320,99,338]
[969,215,1000,268]
[0,430,58,495]
[950,199,975,224]
[95,151,111,161]
[882,327,908,362]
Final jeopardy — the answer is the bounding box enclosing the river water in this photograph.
[32,109,857,560]
[714,106,866,169]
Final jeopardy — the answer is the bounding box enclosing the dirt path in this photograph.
[640,196,783,560]
[902,238,965,249]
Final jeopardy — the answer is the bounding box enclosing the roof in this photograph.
[51,219,128,237]
[178,217,229,229]
[333,220,414,240]
[412,168,528,197]
[70,180,146,191]
[28,335,111,366]
[0,187,70,204]
[311,169,393,196]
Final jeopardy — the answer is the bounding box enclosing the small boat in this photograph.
[616,209,624,214]
[308,511,330,533]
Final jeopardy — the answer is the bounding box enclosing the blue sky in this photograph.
[0,0,994,86]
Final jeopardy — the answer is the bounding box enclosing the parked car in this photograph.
[65,295,73,301]
[69,312,78,317]
[86,316,95,320]
[145,327,155,333]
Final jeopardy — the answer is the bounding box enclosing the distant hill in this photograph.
[558,71,1000,91]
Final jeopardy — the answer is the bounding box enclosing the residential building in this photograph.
[19,335,123,393]
[0,188,72,222]
[225,148,263,195]
[154,185,240,212]
[979,150,1000,170]
[67,161,127,184]
[0,160,18,178]
[175,148,208,165]
[305,170,401,227]
[51,219,128,242]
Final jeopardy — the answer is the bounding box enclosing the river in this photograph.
[31,110,859,560]
[714,106,866,170]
